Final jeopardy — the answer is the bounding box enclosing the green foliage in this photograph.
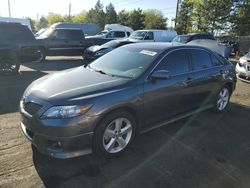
[35,16,48,31]
[127,9,145,30]
[117,10,129,26]
[72,13,87,23]
[144,10,167,29]
[175,0,193,34]
[105,3,117,24]
[46,13,65,26]
[231,0,250,35]
[86,0,106,27]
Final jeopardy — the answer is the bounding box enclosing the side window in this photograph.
[113,31,125,38]
[144,32,154,40]
[211,53,223,66]
[52,30,67,39]
[66,30,82,40]
[189,49,213,70]
[156,50,189,76]
[126,32,131,37]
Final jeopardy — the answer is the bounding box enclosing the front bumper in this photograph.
[20,99,99,158]
[235,63,250,83]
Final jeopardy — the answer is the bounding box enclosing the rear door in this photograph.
[143,49,193,128]
[187,48,224,108]
[47,30,69,55]
[64,30,85,55]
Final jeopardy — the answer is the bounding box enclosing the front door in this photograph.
[143,49,193,128]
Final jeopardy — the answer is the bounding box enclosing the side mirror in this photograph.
[151,70,171,80]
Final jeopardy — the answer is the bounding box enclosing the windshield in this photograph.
[129,31,147,40]
[101,40,119,48]
[172,35,190,43]
[38,28,54,38]
[88,47,158,78]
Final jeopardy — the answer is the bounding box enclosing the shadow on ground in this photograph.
[33,103,250,188]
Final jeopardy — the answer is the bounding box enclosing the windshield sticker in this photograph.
[140,50,157,56]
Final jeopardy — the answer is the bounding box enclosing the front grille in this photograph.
[23,102,42,115]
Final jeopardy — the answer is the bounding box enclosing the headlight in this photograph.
[95,51,105,56]
[41,105,92,119]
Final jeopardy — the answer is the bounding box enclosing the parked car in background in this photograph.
[85,24,133,46]
[36,28,87,62]
[83,40,134,62]
[50,22,101,36]
[128,30,177,42]
[0,22,40,73]
[20,43,236,159]
[172,33,215,43]
[236,51,250,83]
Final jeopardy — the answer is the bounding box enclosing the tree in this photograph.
[175,0,193,34]
[46,13,65,26]
[105,3,117,24]
[117,10,129,26]
[86,0,106,28]
[72,13,87,23]
[25,17,36,32]
[127,9,145,30]
[192,0,234,33]
[231,0,250,35]
[35,16,48,31]
[144,10,167,29]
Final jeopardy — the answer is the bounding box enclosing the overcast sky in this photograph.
[0,0,177,26]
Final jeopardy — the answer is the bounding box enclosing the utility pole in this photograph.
[8,0,11,18]
[68,2,71,21]
[175,0,181,28]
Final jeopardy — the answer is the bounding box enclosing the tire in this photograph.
[212,85,231,113]
[37,48,46,63]
[93,110,136,157]
[0,51,20,75]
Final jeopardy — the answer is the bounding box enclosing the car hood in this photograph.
[86,45,103,53]
[25,66,129,103]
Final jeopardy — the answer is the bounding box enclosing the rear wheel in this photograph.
[0,51,20,74]
[93,110,136,157]
[213,85,231,112]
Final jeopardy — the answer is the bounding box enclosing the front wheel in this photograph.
[93,111,136,157]
[213,86,231,112]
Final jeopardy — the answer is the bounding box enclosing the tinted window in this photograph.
[144,32,154,40]
[211,53,223,66]
[0,25,34,41]
[52,30,67,39]
[65,30,82,40]
[189,49,212,70]
[156,50,189,76]
[106,31,125,38]
[126,32,131,37]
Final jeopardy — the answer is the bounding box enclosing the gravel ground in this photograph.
[0,57,250,188]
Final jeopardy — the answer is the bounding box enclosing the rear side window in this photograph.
[107,31,125,38]
[211,53,223,66]
[66,30,82,40]
[156,50,189,76]
[0,25,34,41]
[189,49,213,70]
[144,32,154,40]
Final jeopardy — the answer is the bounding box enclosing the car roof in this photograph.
[122,42,215,54]
[0,22,22,26]
[54,28,82,31]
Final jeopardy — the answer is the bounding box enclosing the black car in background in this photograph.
[0,22,40,73]
[83,40,134,62]
[36,28,87,62]
[172,33,216,43]
[20,43,236,159]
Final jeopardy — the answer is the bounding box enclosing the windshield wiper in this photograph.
[86,65,113,76]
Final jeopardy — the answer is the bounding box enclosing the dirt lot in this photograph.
[0,57,250,188]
